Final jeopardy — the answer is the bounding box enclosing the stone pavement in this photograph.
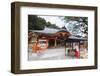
[28,47,87,61]
[28,47,74,61]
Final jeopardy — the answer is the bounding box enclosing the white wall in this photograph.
[0,0,100,76]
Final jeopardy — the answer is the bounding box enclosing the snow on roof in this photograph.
[68,35,87,41]
[31,27,69,34]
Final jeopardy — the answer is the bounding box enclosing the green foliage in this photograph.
[47,22,60,29]
[28,15,46,30]
[28,15,59,30]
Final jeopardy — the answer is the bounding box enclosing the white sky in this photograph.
[38,16,66,28]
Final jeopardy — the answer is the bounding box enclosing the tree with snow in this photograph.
[60,16,88,37]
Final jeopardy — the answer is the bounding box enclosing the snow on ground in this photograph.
[28,48,75,61]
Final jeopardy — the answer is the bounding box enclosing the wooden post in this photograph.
[79,41,80,58]
[54,37,57,47]
[65,41,67,56]
[72,42,73,50]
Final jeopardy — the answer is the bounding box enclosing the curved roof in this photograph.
[66,35,87,42]
[31,27,70,34]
